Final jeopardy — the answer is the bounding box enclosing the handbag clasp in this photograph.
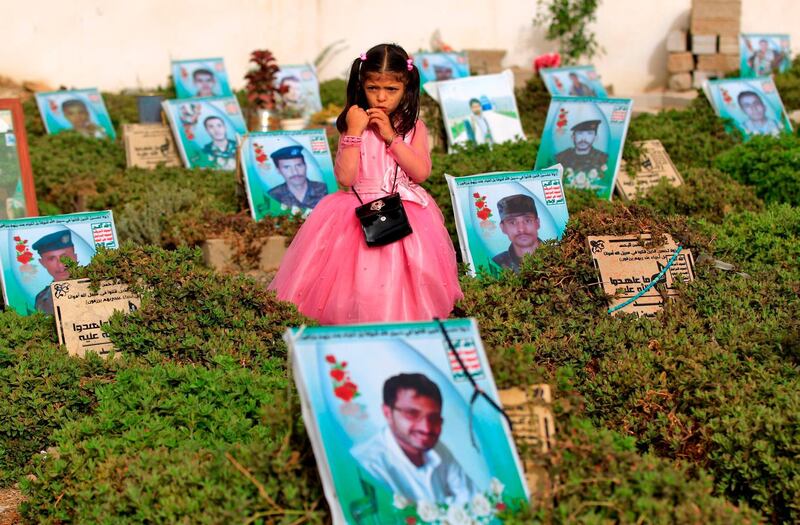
[370,200,385,211]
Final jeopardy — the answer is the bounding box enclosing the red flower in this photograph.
[533,52,561,73]
[473,192,480,198]
[476,201,484,209]
[17,252,32,264]
[334,383,357,402]
[341,361,347,367]
[330,369,345,382]
[13,236,20,241]
[15,245,24,252]
[496,502,507,511]
[405,517,417,525]
[325,354,336,364]
[477,208,491,221]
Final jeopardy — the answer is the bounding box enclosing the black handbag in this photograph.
[352,164,413,247]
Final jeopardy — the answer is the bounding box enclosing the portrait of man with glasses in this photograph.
[350,373,476,505]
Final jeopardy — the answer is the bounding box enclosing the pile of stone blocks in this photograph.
[464,49,506,75]
[666,0,741,91]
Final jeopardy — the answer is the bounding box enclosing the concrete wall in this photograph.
[2,0,799,95]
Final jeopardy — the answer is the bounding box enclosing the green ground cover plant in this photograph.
[2,62,799,523]
[774,56,800,110]
[714,134,800,206]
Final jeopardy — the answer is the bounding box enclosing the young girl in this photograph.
[269,43,462,325]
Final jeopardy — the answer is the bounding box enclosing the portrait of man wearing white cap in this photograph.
[555,119,608,177]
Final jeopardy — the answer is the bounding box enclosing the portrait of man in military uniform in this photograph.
[192,68,217,98]
[32,229,78,315]
[492,194,542,272]
[555,119,608,179]
[201,116,237,170]
[267,146,328,210]
[747,38,786,77]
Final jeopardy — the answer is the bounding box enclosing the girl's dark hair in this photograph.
[336,43,421,136]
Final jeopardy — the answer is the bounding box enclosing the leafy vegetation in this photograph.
[2,63,799,523]
[533,0,603,64]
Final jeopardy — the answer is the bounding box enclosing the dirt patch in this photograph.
[0,487,22,525]
[0,75,53,101]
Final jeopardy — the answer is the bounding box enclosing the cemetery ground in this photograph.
[2,61,800,523]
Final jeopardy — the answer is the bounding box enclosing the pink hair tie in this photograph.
[359,52,367,61]
[406,57,414,71]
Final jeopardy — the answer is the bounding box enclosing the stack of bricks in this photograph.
[666,0,741,91]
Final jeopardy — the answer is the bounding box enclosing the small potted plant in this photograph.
[310,103,344,136]
[244,49,281,131]
[276,97,306,131]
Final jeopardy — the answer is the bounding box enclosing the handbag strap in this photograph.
[352,163,399,205]
[434,318,514,451]
[350,134,403,205]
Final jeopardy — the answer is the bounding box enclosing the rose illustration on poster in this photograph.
[12,236,33,265]
[472,192,496,235]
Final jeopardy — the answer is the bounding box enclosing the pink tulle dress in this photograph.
[268,119,463,325]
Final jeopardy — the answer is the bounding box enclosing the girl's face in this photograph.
[363,72,406,115]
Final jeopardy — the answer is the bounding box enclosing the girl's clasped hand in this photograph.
[366,107,396,144]
[346,106,395,145]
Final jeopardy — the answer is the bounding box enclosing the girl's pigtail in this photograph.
[394,55,421,136]
[336,58,364,133]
